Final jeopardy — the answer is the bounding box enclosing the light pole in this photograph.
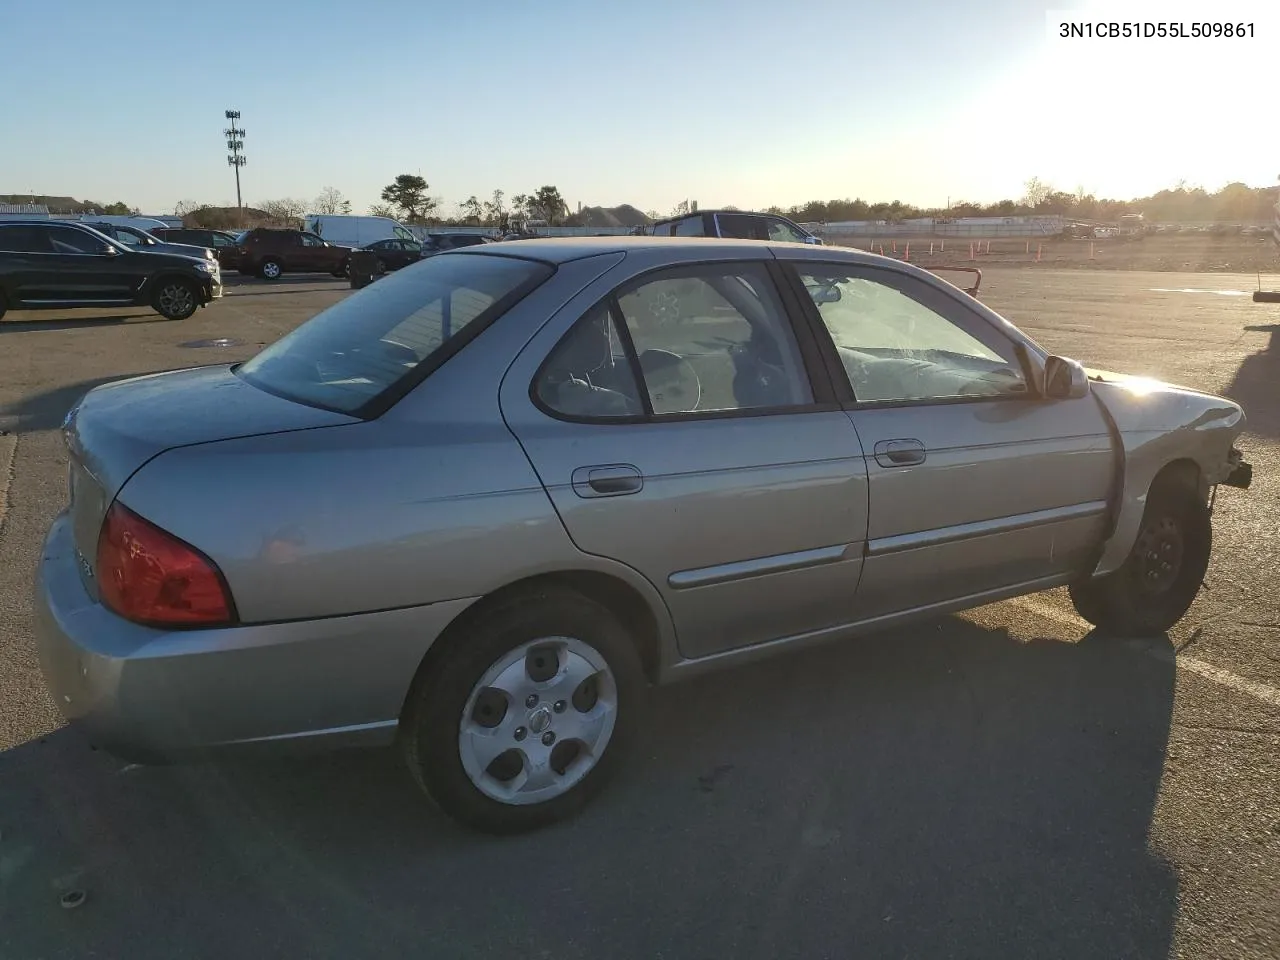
[224,110,246,225]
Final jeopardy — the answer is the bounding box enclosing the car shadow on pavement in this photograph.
[0,373,173,433]
[222,275,346,289]
[0,315,162,331]
[1224,324,1280,440]
[223,286,349,299]
[0,617,1177,960]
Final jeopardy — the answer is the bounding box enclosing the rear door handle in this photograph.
[571,464,644,498]
[873,439,926,468]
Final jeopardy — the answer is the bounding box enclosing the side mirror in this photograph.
[803,236,822,245]
[1043,355,1089,400]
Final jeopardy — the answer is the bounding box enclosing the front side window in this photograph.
[237,253,553,415]
[714,214,767,241]
[767,218,808,244]
[48,226,109,254]
[795,267,1029,403]
[536,263,812,420]
[300,233,324,247]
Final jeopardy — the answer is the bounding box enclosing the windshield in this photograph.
[236,252,552,416]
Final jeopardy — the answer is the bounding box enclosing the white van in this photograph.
[304,214,417,249]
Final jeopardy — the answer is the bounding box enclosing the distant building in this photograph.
[0,203,51,219]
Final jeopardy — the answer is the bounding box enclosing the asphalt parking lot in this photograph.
[1,269,1278,960]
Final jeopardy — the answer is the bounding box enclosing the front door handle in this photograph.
[571,464,644,498]
[873,439,926,468]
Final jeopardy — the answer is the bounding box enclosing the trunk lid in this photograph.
[64,364,357,597]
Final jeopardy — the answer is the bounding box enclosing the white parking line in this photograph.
[1008,597,1280,709]
[1178,657,1280,709]
[1148,288,1251,297]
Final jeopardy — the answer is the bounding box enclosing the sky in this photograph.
[1,0,1276,218]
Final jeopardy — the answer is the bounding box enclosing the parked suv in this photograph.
[0,220,221,321]
[235,228,353,280]
[151,228,244,270]
[81,222,218,264]
[649,209,822,244]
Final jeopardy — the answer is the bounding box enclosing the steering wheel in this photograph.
[638,349,701,414]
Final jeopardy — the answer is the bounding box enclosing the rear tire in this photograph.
[259,258,283,280]
[400,586,646,835]
[151,278,199,321]
[1069,477,1211,635]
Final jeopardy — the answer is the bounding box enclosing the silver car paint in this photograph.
[113,253,629,624]
[1082,371,1247,575]
[34,237,1250,758]
[498,242,868,661]
[35,512,474,757]
[64,365,358,601]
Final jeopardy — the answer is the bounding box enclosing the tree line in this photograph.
[169,176,1279,231]
[773,178,1279,225]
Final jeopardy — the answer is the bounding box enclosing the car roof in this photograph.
[651,209,793,227]
[455,235,863,265]
[0,219,93,229]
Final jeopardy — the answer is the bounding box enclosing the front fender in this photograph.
[1088,374,1246,576]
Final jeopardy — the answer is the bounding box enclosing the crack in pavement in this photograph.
[0,432,16,542]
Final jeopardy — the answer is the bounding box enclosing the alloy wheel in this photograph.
[458,636,617,806]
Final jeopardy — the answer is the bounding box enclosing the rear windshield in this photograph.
[235,252,552,416]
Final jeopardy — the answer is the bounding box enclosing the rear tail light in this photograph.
[96,503,235,627]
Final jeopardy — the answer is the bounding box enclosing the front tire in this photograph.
[400,587,645,834]
[152,278,199,321]
[1069,478,1211,635]
[259,258,283,280]
[0,290,7,321]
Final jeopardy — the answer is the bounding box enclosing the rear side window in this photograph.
[0,226,50,252]
[672,217,704,237]
[236,253,553,416]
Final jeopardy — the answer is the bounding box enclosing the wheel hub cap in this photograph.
[528,705,552,734]
[458,637,617,806]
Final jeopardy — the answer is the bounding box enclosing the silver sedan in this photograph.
[34,237,1253,833]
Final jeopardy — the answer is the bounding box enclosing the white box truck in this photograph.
[304,214,417,249]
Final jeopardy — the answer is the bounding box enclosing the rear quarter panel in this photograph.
[116,417,568,622]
